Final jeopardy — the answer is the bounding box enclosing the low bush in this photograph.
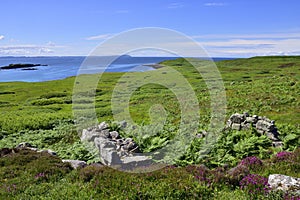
[239,156,263,171]
[240,174,270,198]
[40,92,67,99]
[31,98,64,106]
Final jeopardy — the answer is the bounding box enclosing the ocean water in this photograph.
[0,56,234,82]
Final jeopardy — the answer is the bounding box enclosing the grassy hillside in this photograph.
[1,56,299,130]
[0,56,299,157]
[0,56,299,199]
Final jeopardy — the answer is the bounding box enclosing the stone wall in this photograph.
[226,112,283,147]
[81,122,152,170]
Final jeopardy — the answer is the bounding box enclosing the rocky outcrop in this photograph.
[268,174,300,195]
[226,113,283,147]
[81,122,153,170]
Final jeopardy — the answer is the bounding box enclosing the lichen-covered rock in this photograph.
[231,123,241,130]
[38,149,57,156]
[62,159,87,169]
[16,142,34,148]
[94,136,122,165]
[122,156,153,168]
[256,120,275,132]
[246,116,257,124]
[81,122,110,142]
[81,128,100,142]
[109,131,120,140]
[98,121,109,130]
[268,174,300,194]
[16,142,57,156]
[229,113,245,124]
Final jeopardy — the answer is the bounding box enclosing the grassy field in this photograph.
[0,56,299,199]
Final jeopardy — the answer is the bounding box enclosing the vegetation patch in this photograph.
[0,56,299,198]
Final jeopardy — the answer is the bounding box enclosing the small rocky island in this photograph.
[0,63,47,70]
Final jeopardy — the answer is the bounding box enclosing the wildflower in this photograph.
[239,156,263,170]
[34,172,46,179]
[274,151,295,162]
[240,174,270,196]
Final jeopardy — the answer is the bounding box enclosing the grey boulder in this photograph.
[62,159,87,169]
[268,174,300,194]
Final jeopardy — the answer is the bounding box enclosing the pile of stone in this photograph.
[81,122,152,170]
[226,113,283,147]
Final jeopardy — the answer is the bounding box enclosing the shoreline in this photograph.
[142,63,165,69]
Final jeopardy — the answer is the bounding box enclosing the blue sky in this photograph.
[0,0,299,57]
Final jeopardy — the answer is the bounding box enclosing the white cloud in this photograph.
[185,32,300,57]
[83,31,300,57]
[0,45,50,55]
[0,43,64,56]
[167,3,184,9]
[204,2,226,6]
[85,34,114,41]
[192,32,300,40]
[200,38,300,57]
[46,41,56,46]
[0,35,4,40]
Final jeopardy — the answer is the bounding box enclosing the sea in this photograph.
[0,56,235,82]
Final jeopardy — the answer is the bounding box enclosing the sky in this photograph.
[0,0,299,57]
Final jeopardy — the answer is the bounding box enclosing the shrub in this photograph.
[240,174,270,198]
[31,98,64,106]
[0,148,72,197]
[273,151,296,163]
[186,165,210,184]
[79,165,105,182]
[239,156,263,170]
[227,164,250,186]
[210,166,229,187]
[40,92,67,99]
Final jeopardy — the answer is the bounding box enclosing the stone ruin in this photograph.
[81,122,153,170]
[226,112,283,147]
[83,113,284,169]
[14,113,285,170]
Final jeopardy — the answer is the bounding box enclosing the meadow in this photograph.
[0,56,299,199]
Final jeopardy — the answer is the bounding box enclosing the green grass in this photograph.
[0,56,299,199]
[1,56,299,132]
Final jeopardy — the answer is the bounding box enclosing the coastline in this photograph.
[0,57,240,83]
[142,63,165,69]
